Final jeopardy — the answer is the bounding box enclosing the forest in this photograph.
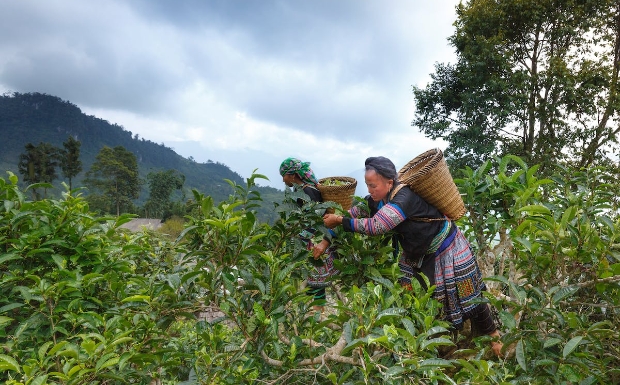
[2,0,620,383]
[0,91,283,222]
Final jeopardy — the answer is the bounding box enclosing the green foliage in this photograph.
[84,146,142,216]
[157,215,187,240]
[18,142,61,200]
[413,0,620,173]
[177,176,490,384]
[2,156,619,384]
[456,156,620,383]
[0,92,283,223]
[144,169,185,220]
[0,171,200,384]
[60,136,82,191]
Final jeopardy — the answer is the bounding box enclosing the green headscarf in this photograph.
[279,157,319,186]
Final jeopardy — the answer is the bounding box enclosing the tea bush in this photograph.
[1,157,619,384]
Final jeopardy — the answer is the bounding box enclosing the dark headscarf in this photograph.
[365,156,397,181]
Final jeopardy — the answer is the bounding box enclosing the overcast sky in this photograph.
[0,0,458,190]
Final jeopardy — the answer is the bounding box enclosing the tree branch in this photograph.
[261,332,359,367]
[564,275,620,289]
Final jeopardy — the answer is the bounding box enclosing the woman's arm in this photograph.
[324,202,406,235]
[348,204,369,218]
[345,202,407,235]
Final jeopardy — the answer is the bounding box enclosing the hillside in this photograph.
[0,92,282,221]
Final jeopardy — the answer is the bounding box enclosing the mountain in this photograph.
[0,92,282,221]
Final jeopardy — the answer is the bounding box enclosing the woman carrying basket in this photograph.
[279,157,338,308]
[322,156,502,357]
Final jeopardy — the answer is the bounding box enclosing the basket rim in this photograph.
[396,148,466,221]
[398,148,443,178]
[317,176,358,192]
[318,176,357,184]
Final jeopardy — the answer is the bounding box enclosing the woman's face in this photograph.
[365,169,393,201]
[282,173,297,187]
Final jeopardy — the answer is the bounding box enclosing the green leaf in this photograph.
[67,364,85,377]
[203,219,225,229]
[484,275,510,286]
[108,336,133,349]
[51,254,66,269]
[578,376,599,385]
[543,337,562,349]
[343,321,352,343]
[562,336,584,358]
[30,375,48,385]
[420,337,454,350]
[560,206,577,228]
[253,302,266,324]
[0,253,20,264]
[516,339,526,371]
[81,340,97,356]
[342,338,368,355]
[541,308,565,326]
[326,372,337,384]
[121,295,151,303]
[376,307,407,321]
[599,215,615,232]
[96,356,119,371]
[48,341,68,356]
[0,354,21,372]
[38,341,53,361]
[0,316,13,327]
[498,310,516,330]
[533,359,558,367]
[552,286,579,304]
[425,326,450,337]
[367,335,388,344]
[385,366,406,377]
[418,358,453,369]
[518,204,551,215]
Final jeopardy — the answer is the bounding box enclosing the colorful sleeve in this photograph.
[348,205,369,218]
[343,202,406,235]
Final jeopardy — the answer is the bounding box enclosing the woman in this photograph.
[279,157,338,306]
[322,156,502,356]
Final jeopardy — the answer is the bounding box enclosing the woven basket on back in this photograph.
[317,176,357,212]
[398,148,466,220]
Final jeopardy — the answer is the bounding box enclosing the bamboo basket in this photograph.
[317,176,357,212]
[398,148,466,220]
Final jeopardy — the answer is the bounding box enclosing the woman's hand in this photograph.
[323,213,343,229]
[312,239,330,259]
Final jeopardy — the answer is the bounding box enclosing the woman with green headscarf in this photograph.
[279,157,338,307]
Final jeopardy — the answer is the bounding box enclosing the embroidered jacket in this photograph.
[341,184,453,261]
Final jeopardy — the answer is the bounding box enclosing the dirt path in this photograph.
[120,218,163,232]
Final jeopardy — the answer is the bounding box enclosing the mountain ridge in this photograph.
[0,92,282,220]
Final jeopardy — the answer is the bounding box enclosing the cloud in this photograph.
[0,0,459,188]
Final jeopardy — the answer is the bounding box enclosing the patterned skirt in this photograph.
[307,244,339,289]
[399,228,486,329]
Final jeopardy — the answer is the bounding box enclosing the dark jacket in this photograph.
[344,184,452,261]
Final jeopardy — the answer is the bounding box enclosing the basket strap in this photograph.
[302,183,319,191]
[407,217,447,222]
[389,183,447,222]
[388,184,406,201]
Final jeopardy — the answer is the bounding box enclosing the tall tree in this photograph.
[17,142,60,199]
[85,146,141,216]
[60,136,82,191]
[413,0,620,173]
[144,170,185,219]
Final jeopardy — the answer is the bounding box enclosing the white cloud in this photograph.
[0,0,460,188]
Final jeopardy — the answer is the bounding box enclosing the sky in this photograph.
[0,0,459,191]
